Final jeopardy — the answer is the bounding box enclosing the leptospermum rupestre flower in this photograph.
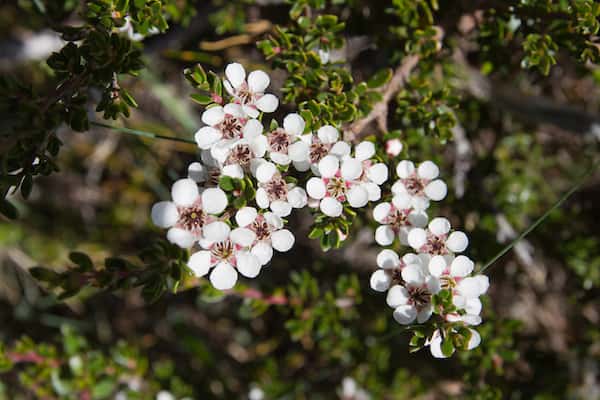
[187,224,262,290]
[254,161,308,217]
[369,249,425,292]
[427,327,481,359]
[294,125,351,172]
[373,193,428,246]
[407,217,469,255]
[265,113,310,166]
[151,178,228,248]
[386,261,441,325]
[392,160,447,211]
[223,63,279,118]
[235,207,295,265]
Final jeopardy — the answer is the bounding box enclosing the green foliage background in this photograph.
[1,0,600,398]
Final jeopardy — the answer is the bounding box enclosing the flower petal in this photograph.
[375,225,395,246]
[329,141,351,158]
[201,106,225,126]
[402,264,425,285]
[235,207,258,227]
[171,178,199,207]
[166,227,195,248]
[306,177,326,199]
[317,125,339,143]
[287,186,308,208]
[271,229,295,252]
[230,227,256,247]
[255,188,270,209]
[243,119,263,139]
[187,251,212,277]
[386,285,409,307]
[367,163,388,185]
[376,249,400,269]
[450,255,474,277]
[256,94,279,113]
[225,63,246,89]
[429,217,451,236]
[407,228,427,250]
[318,155,339,178]
[288,141,310,162]
[447,231,469,253]
[270,200,292,217]
[467,329,481,350]
[355,141,375,161]
[201,188,228,214]
[396,160,415,179]
[283,113,305,136]
[370,269,392,292]
[195,126,222,149]
[347,185,368,208]
[373,202,391,223]
[320,197,343,217]
[255,161,277,183]
[418,160,439,180]
[187,162,206,183]
[424,180,447,201]
[247,70,270,93]
[236,251,261,278]
[392,304,417,325]
[203,221,231,242]
[209,262,238,290]
[428,255,448,277]
[151,201,178,228]
[251,242,273,265]
[341,158,363,180]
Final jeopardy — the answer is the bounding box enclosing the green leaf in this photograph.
[69,252,93,271]
[441,337,455,357]
[219,176,235,191]
[190,93,213,105]
[367,68,393,88]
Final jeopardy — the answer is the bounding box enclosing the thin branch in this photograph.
[90,121,196,145]
[480,159,600,274]
[345,54,420,142]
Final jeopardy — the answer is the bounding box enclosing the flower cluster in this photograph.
[370,161,489,358]
[150,62,490,358]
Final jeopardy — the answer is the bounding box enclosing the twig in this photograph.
[345,54,420,142]
[90,121,196,145]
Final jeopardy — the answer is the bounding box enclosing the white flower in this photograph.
[385,138,403,157]
[195,103,263,151]
[187,226,262,290]
[340,377,371,400]
[370,250,425,292]
[235,207,295,265]
[255,162,308,217]
[293,125,351,172]
[392,160,447,210]
[407,217,469,255]
[427,328,481,358]
[266,113,310,166]
[156,391,175,400]
[372,193,428,246]
[248,386,265,400]
[386,263,441,325]
[223,63,279,118]
[187,156,221,188]
[117,16,159,42]
[151,179,228,248]
[305,155,370,217]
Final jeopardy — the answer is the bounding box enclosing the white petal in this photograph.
[270,200,292,217]
[201,106,225,126]
[255,188,270,209]
[418,160,439,180]
[270,152,291,166]
[320,197,343,217]
[235,207,258,227]
[411,196,430,212]
[347,185,368,208]
[243,119,263,139]
[450,255,474,277]
[392,304,417,325]
[287,186,308,208]
[283,113,305,136]
[447,231,469,253]
[317,125,339,143]
[376,249,400,269]
[222,164,244,179]
[264,212,283,229]
[255,162,277,183]
[236,252,261,278]
[151,201,178,228]
[166,227,195,248]
[251,242,273,265]
[396,160,415,179]
[203,221,231,242]
[373,202,391,223]
[355,141,375,161]
[402,253,422,265]
[187,251,212,277]
[256,94,279,113]
[318,155,339,178]
[465,298,482,315]
[223,103,244,117]
[363,182,381,201]
[195,126,222,149]
[288,141,310,162]
[386,285,409,307]
[429,332,450,358]
[428,255,448,277]
[457,277,482,298]
[329,141,351,158]
[209,262,238,290]
[230,227,256,247]
[370,269,392,292]
[250,135,268,158]
[462,314,482,326]
[474,275,490,294]
[407,228,427,250]
[385,138,403,156]
[401,264,425,285]
[417,305,433,323]
[247,70,270,93]
[306,177,326,199]
[225,63,246,89]
[424,180,447,201]
[271,229,295,252]
[367,163,388,185]
[171,178,199,207]
[375,225,395,246]
[429,217,451,236]
[293,160,311,172]
[391,180,407,196]
[243,104,260,118]
[408,210,429,228]
[188,162,207,182]
[467,329,481,350]
[341,158,363,180]
[391,193,411,210]
[201,188,228,214]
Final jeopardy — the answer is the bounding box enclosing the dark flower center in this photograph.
[268,128,291,153]
[178,205,206,234]
[403,174,426,196]
[211,240,235,261]
[326,177,347,199]
[218,115,244,140]
[407,286,431,310]
[422,233,448,255]
[251,216,271,241]
[387,208,411,228]
[226,144,252,166]
[309,141,330,163]
[265,176,288,201]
